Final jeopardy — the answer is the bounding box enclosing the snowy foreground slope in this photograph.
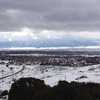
[1,62,100,91]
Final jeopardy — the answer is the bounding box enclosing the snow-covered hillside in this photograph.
[1,62,100,91]
[2,46,100,51]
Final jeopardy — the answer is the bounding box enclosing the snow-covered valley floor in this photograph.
[1,62,100,91]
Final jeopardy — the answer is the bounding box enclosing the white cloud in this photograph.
[0,27,100,42]
[69,31,100,39]
[5,9,21,18]
[38,30,66,39]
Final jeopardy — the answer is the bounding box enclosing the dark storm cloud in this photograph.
[0,0,100,31]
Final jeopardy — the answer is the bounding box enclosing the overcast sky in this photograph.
[0,0,100,47]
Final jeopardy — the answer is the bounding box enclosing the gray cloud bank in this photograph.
[0,0,100,31]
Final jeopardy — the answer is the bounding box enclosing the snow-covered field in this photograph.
[0,62,100,91]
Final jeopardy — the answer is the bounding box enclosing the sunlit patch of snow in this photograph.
[1,63,100,90]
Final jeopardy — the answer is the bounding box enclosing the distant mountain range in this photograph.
[0,36,99,48]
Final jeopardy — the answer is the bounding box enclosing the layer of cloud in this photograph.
[1,27,100,43]
[0,0,100,31]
